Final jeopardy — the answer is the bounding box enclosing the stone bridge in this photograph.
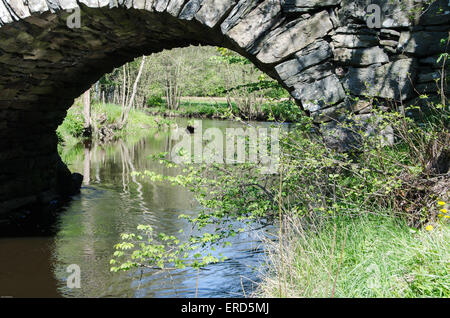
[0,0,449,224]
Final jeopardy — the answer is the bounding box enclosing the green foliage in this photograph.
[146,94,165,107]
[218,79,288,99]
[57,102,169,144]
[182,102,230,118]
[56,109,84,143]
[262,99,303,122]
[215,47,252,65]
[94,103,170,136]
[147,99,301,122]
[213,48,289,106]
[110,223,227,272]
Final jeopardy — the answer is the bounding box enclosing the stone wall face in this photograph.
[0,0,449,217]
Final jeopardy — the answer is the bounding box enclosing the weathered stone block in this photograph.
[220,0,259,34]
[167,0,187,16]
[332,34,378,48]
[379,40,397,47]
[338,0,417,28]
[398,31,450,57]
[333,46,389,66]
[7,0,32,19]
[256,10,333,64]
[79,0,100,8]
[417,71,441,83]
[226,0,281,49]
[133,0,146,10]
[0,1,14,23]
[311,102,348,123]
[283,62,333,87]
[380,29,400,38]
[282,0,340,13]
[98,0,110,7]
[293,74,345,111]
[312,98,373,123]
[343,58,417,100]
[419,55,450,69]
[333,25,377,35]
[26,0,49,13]
[275,40,332,82]
[195,0,236,28]
[321,113,394,152]
[153,0,170,12]
[178,0,203,20]
[145,0,156,11]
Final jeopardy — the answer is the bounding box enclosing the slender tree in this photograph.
[120,56,147,128]
[83,88,91,135]
[121,64,126,110]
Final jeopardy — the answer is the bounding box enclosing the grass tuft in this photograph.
[258,214,449,298]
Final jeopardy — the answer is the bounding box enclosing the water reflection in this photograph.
[55,118,273,297]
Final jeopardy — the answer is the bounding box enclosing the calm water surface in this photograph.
[0,119,281,298]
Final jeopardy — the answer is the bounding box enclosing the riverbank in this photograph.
[146,97,301,122]
[57,102,171,147]
[57,98,299,147]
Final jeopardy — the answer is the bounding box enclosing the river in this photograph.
[0,118,280,298]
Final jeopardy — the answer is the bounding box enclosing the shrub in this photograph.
[146,95,165,108]
[57,111,84,141]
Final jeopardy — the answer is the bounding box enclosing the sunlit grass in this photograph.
[258,214,449,298]
[57,102,164,143]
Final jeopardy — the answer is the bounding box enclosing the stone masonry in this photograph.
[0,0,449,218]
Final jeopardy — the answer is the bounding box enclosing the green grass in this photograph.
[56,106,85,145]
[92,103,158,128]
[147,99,302,122]
[258,213,449,298]
[147,100,232,118]
[57,102,167,143]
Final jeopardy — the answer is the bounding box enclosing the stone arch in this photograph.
[0,0,448,217]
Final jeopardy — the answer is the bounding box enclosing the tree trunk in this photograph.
[83,88,91,136]
[165,69,182,110]
[121,65,126,109]
[120,56,146,128]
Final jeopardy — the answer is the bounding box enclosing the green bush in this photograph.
[146,95,165,108]
[57,111,84,142]
[262,99,302,122]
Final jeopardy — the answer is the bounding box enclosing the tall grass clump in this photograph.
[258,213,449,298]
[56,107,84,144]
